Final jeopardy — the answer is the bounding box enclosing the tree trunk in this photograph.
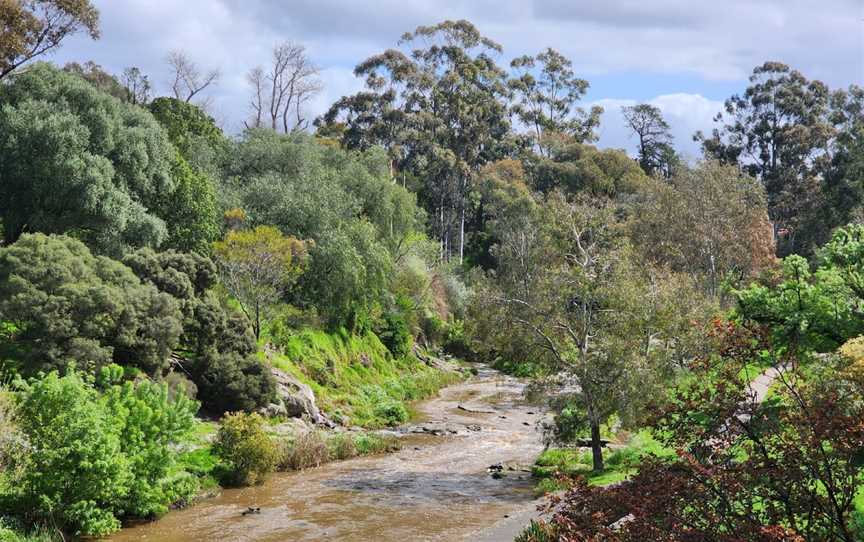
[590,419,604,472]
[254,302,261,341]
[459,205,465,265]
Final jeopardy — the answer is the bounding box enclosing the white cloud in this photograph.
[47,0,861,146]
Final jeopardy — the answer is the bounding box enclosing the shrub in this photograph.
[421,313,447,345]
[327,433,358,461]
[443,318,470,357]
[373,400,409,426]
[353,433,399,455]
[0,519,59,542]
[213,412,278,486]
[6,369,199,537]
[11,372,128,536]
[377,311,412,358]
[0,392,24,476]
[0,234,184,376]
[194,351,276,414]
[514,520,556,542]
[100,372,198,518]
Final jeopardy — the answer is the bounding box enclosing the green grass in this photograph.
[266,329,462,428]
[532,430,674,494]
[853,488,864,536]
[0,520,59,542]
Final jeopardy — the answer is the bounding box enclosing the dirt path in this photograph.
[107,368,545,542]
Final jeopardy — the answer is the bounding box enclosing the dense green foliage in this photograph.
[1,13,862,541]
[0,234,182,375]
[222,130,419,328]
[268,328,459,427]
[213,225,307,339]
[2,369,197,536]
[0,64,223,255]
[736,224,864,351]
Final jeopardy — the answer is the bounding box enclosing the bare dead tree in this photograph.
[166,49,220,104]
[246,41,322,132]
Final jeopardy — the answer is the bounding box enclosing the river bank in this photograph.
[107,368,546,541]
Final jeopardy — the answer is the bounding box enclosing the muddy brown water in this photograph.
[108,369,545,542]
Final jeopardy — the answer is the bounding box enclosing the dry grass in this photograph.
[279,430,330,470]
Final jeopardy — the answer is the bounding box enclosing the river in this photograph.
[108,368,546,541]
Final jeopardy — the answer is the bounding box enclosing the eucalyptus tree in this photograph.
[320,19,513,263]
[696,62,837,255]
[495,194,694,471]
[166,49,220,107]
[120,66,151,105]
[0,0,99,80]
[629,161,775,298]
[622,103,676,177]
[509,47,602,155]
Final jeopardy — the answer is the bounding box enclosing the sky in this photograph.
[51,0,864,159]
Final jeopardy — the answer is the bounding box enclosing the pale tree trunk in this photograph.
[459,205,465,265]
[439,204,445,262]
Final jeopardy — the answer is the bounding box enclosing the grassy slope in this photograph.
[167,330,462,500]
[265,329,462,427]
[532,430,675,494]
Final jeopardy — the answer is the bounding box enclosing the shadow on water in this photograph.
[322,468,535,504]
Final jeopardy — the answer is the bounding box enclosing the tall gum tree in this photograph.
[320,19,513,264]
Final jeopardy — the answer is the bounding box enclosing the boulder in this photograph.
[268,367,335,428]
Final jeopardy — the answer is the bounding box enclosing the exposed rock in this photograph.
[271,417,314,437]
[267,367,335,428]
[457,404,496,414]
[404,421,463,436]
[261,402,287,417]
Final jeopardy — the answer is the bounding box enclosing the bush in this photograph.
[0,392,23,476]
[377,311,412,358]
[194,351,276,414]
[443,318,470,357]
[0,234,184,376]
[11,372,128,536]
[327,433,358,461]
[100,372,198,518]
[6,369,199,537]
[421,313,447,345]
[213,412,278,486]
[373,400,409,426]
[0,519,59,542]
[514,520,557,542]
[353,433,399,455]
